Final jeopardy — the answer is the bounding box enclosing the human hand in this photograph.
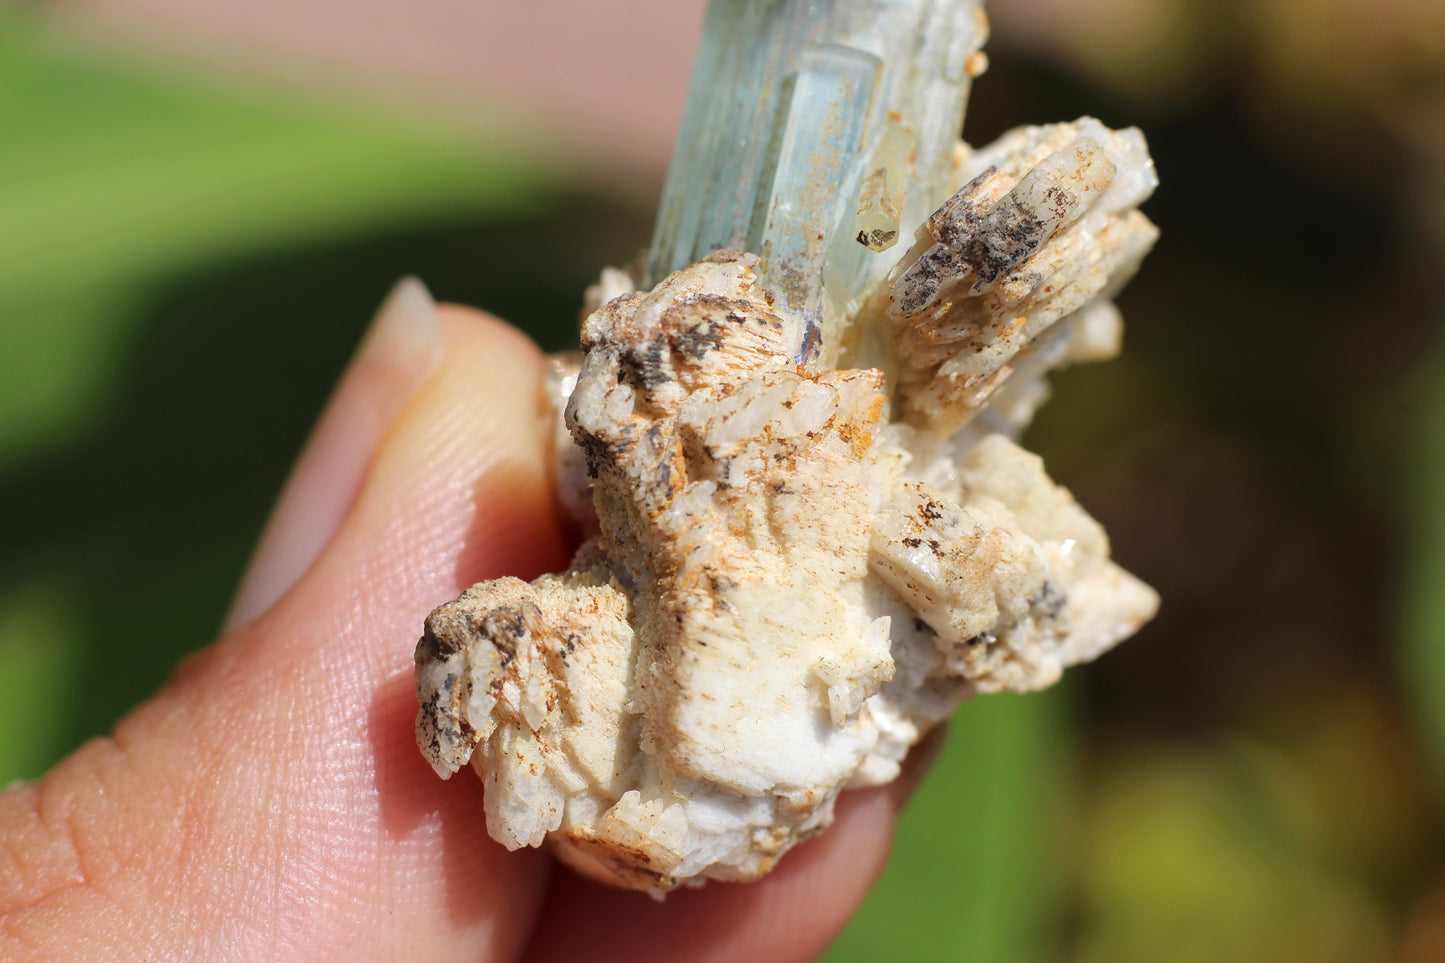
[0,281,939,962]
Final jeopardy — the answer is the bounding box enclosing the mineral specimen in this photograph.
[415,0,1159,896]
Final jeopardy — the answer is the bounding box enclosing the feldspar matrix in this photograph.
[415,0,1159,895]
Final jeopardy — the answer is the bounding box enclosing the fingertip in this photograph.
[225,278,447,632]
[240,294,571,642]
[4,288,574,962]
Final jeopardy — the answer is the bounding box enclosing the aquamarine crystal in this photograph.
[647,0,988,362]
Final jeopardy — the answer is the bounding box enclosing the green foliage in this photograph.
[825,690,1072,963]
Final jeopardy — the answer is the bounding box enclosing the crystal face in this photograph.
[415,0,1159,896]
[646,0,988,363]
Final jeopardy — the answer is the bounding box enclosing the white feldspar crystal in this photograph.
[415,0,1159,896]
[880,119,1159,435]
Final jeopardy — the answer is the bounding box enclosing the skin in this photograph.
[0,300,939,962]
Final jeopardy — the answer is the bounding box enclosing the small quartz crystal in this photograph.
[415,0,1159,896]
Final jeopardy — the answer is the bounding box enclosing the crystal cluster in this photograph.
[415,0,1159,896]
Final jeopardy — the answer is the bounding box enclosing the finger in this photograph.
[224,276,445,632]
[520,725,949,963]
[0,296,572,963]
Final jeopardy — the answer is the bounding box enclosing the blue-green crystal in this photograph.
[647,0,987,363]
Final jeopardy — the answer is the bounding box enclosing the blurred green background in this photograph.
[3,0,1445,959]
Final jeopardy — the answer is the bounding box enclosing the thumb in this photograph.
[0,283,572,962]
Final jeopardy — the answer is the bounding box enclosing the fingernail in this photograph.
[223,277,445,631]
[358,277,448,395]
